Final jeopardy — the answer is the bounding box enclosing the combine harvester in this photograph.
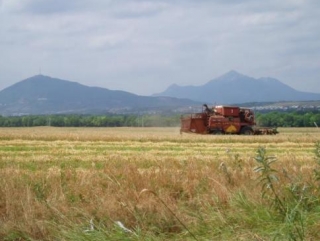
[180,104,278,135]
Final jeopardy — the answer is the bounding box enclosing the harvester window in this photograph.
[239,111,245,122]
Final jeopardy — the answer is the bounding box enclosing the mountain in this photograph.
[0,75,198,115]
[154,70,320,104]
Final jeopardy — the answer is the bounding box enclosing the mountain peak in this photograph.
[219,70,250,80]
[207,70,252,86]
[26,74,51,80]
[0,75,198,115]
[225,70,241,76]
[154,70,320,103]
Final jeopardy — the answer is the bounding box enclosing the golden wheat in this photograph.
[0,127,319,240]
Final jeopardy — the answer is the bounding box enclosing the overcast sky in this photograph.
[0,0,319,95]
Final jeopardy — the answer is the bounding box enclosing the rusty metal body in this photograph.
[180,104,278,135]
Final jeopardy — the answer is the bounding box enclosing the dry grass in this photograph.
[0,127,319,240]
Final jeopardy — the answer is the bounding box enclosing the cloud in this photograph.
[3,0,168,17]
[0,0,319,95]
[2,0,88,14]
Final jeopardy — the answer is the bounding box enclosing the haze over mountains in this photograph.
[0,75,197,115]
[0,71,319,116]
[154,70,320,104]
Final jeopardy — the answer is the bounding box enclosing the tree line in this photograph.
[0,114,181,127]
[256,111,320,127]
[0,111,319,128]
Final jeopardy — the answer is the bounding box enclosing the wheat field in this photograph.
[0,127,319,240]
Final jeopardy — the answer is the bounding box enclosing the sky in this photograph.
[0,0,319,96]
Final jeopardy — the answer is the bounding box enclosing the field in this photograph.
[0,127,320,240]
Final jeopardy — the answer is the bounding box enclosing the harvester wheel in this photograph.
[240,126,253,135]
[211,129,223,135]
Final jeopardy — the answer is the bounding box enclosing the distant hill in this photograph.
[154,70,320,104]
[0,75,198,115]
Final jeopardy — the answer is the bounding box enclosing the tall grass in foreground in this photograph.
[254,144,320,240]
[0,128,320,240]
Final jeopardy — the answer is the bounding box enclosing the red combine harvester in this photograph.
[180,104,278,135]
